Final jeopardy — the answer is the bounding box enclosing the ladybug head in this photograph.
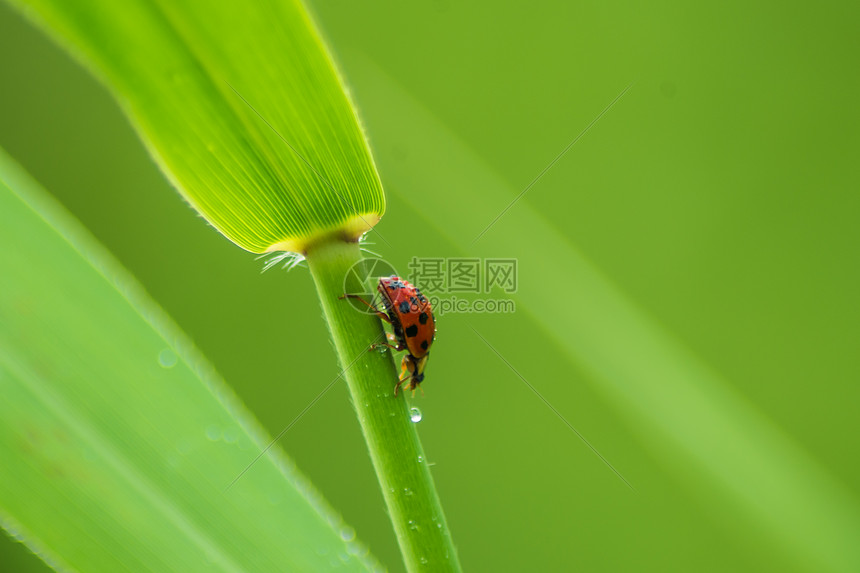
[401,353,429,386]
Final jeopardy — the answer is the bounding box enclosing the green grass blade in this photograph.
[347,59,860,573]
[7,0,384,253]
[305,241,462,572]
[0,148,379,571]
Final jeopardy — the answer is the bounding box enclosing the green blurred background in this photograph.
[1,1,859,571]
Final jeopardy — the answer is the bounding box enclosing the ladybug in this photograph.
[342,276,436,395]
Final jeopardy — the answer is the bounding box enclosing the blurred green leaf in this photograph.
[8,0,384,252]
[0,148,378,571]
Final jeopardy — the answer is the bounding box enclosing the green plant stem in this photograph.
[305,239,461,573]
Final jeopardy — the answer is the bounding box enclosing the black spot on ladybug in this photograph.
[398,301,410,314]
[419,312,428,324]
[421,340,429,351]
[405,325,419,338]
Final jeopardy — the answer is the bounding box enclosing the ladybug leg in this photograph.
[403,376,423,398]
[340,293,392,324]
[370,332,407,353]
[394,355,419,397]
[370,342,408,353]
[394,373,413,397]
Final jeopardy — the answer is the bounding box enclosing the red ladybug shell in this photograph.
[377,276,435,359]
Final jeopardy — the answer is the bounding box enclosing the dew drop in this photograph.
[223,427,239,444]
[339,526,356,542]
[205,425,221,441]
[409,408,422,423]
[346,541,362,555]
[420,556,429,564]
[417,455,424,463]
[403,487,414,497]
[408,520,419,531]
[158,348,178,368]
